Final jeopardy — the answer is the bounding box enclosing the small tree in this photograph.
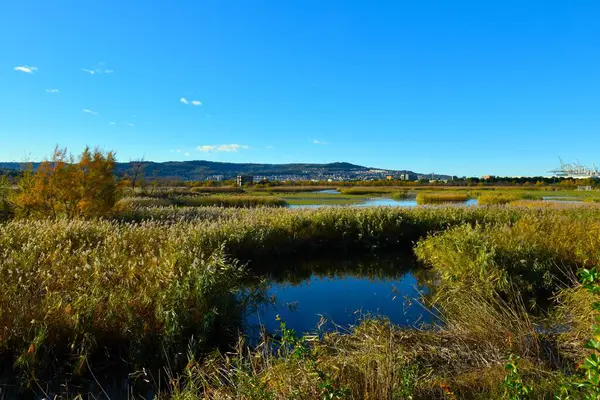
[13,147,118,218]
[129,157,146,191]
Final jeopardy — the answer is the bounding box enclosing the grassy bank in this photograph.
[172,205,600,399]
[2,205,600,397]
[416,192,470,204]
[0,206,527,375]
[116,194,287,209]
[171,194,287,208]
[190,186,244,194]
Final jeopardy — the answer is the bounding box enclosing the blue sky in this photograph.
[1,1,599,176]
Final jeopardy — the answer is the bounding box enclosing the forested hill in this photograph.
[116,160,373,180]
[0,160,430,181]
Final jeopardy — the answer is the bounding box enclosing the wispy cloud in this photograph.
[181,97,202,106]
[196,144,249,153]
[126,122,135,127]
[184,152,190,156]
[109,122,116,125]
[45,89,59,93]
[14,66,37,73]
[313,139,328,145]
[265,145,274,149]
[83,109,98,115]
[81,67,114,75]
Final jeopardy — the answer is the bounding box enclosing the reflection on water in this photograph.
[314,189,342,194]
[541,196,583,203]
[244,253,435,339]
[290,197,478,208]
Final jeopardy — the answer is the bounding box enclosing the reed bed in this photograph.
[260,186,332,193]
[115,196,174,209]
[0,219,248,378]
[415,211,600,294]
[391,191,409,200]
[415,192,469,204]
[116,195,287,209]
[477,193,522,205]
[3,205,600,396]
[171,195,287,208]
[190,186,244,194]
[338,187,401,195]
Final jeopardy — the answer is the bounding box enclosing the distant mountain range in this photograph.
[0,160,450,181]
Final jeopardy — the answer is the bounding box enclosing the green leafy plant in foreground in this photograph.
[502,354,531,399]
[275,315,350,400]
[571,268,600,398]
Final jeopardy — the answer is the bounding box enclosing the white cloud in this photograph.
[313,139,328,145]
[265,145,274,149]
[81,67,114,75]
[184,152,190,156]
[196,144,249,153]
[176,149,182,153]
[109,121,116,125]
[126,122,134,127]
[83,109,98,115]
[45,89,59,93]
[14,66,37,73]
[181,97,202,106]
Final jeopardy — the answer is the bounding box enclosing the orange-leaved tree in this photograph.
[14,147,118,218]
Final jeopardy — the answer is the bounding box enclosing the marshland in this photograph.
[1,150,600,399]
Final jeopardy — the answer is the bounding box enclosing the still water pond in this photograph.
[289,197,478,209]
[244,253,434,338]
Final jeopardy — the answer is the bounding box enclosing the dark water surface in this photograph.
[244,253,435,339]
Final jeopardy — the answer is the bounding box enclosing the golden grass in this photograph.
[477,193,521,205]
[416,192,469,204]
[2,205,599,396]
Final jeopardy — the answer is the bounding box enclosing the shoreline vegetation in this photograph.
[2,206,600,397]
[1,148,600,398]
